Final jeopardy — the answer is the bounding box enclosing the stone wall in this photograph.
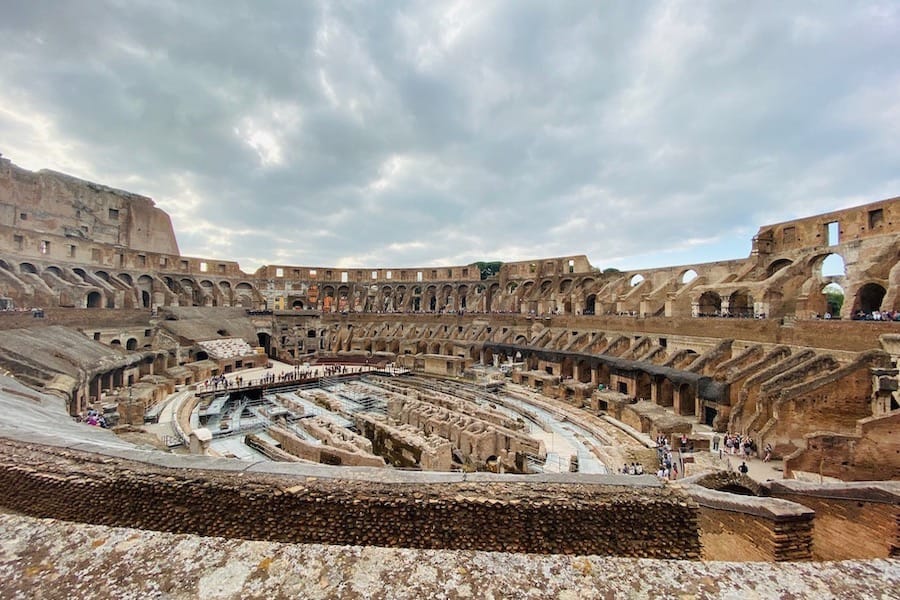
[764,480,900,559]
[268,424,386,468]
[0,439,701,558]
[689,486,814,561]
[784,411,900,481]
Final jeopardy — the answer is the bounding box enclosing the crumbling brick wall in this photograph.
[0,439,701,558]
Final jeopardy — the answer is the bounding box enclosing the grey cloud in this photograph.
[0,1,898,272]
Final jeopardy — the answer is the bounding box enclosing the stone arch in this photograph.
[766,259,792,277]
[0,259,11,271]
[94,270,110,282]
[698,291,722,316]
[457,284,468,310]
[629,274,645,287]
[73,268,88,281]
[819,253,846,278]
[199,280,216,306]
[118,273,133,285]
[487,282,499,312]
[19,262,38,274]
[126,338,138,351]
[86,291,103,308]
[584,294,596,315]
[822,283,844,317]
[45,265,63,278]
[440,284,453,310]
[729,289,753,317]
[292,299,305,309]
[558,279,573,294]
[854,282,887,315]
[235,282,254,308]
[680,269,698,284]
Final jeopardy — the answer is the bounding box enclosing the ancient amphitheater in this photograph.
[0,154,897,598]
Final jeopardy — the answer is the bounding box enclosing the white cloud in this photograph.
[0,2,897,273]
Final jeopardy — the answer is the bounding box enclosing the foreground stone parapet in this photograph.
[0,514,897,600]
[689,485,815,561]
[0,439,699,558]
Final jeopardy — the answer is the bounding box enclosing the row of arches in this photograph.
[2,254,896,317]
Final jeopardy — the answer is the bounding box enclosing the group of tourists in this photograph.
[852,309,900,321]
[77,408,108,428]
[654,434,680,480]
[713,432,757,459]
[620,462,644,475]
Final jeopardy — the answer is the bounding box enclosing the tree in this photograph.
[475,261,503,280]
[824,284,844,315]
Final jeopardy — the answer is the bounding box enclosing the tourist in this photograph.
[739,461,749,475]
[764,443,772,463]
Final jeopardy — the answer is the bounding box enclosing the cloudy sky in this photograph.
[1,1,898,273]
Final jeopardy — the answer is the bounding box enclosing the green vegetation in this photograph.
[475,261,503,280]
[824,283,844,314]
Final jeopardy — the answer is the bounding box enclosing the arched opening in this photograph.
[766,259,792,278]
[629,274,645,287]
[195,351,209,361]
[86,291,102,308]
[822,283,844,318]
[126,338,138,351]
[118,273,133,285]
[292,299,305,309]
[584,294,596,316]
[141,290,151,308]
[855,283,887,317]
[19,263,37,274]
[46,266,63,277]
[729,290,753,318]
[110,339,121,347]
[95,271,110,282]
[698,291,722,316]
[680,269,698,284]
[821,253,845,277]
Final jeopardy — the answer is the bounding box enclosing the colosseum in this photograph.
[0,154,897,597]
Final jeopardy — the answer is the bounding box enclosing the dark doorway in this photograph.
[257,332,273,357]
[87,291,102,308]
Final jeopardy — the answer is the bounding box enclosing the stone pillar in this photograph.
[189,428,212,455]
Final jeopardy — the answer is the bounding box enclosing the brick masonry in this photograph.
[0,438,701,559]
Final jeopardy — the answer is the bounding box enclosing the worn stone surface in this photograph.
[0,513,897,600]
[0,438,700,558]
